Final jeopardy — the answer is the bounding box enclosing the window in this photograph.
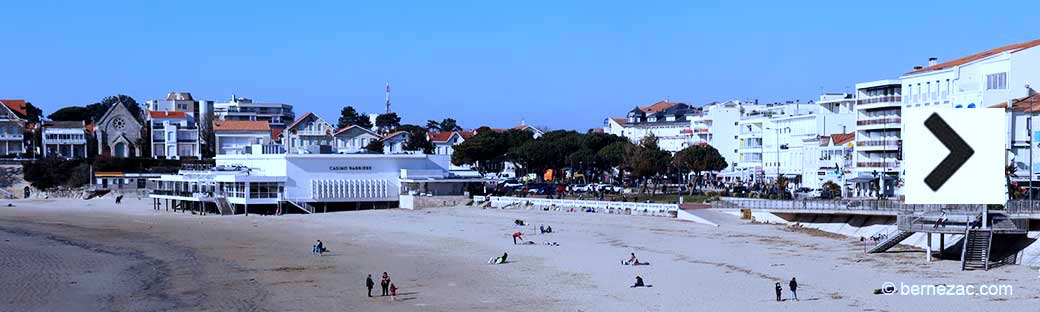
[986,72,1007,90]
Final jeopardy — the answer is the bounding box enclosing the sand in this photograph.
[0,198,1037,311]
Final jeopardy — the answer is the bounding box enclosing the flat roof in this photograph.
[855,79,901,90]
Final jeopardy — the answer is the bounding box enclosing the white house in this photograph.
[381,131,409,154]
[604,101,702,152]
[213,120,273,155]
[0,99,29,156]
[42,121,88,159]
[283,112,334,154]
[333,125,380,153]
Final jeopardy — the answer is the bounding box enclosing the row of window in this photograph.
[45,133,85,140]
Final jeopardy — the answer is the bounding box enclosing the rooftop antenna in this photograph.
[385,81,392,114]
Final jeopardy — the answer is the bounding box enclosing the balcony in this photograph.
[856,96,901,105]
[857,140,900,147]
[857,118,901,126]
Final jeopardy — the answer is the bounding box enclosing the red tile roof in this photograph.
[427,131,458,142]
[639,101,678,114]
[831,133,855,146]
[907,39,1040,75]
[0,99,27,117]
[1003,93,1040,113]
[213,120,270,132]
[609,117,627,125]
[459,130,476,139]
[148,111,187,119]
[271,128,284,141]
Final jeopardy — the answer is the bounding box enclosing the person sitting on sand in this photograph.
[631,276,651,288]
[545,225,552,233]
[543,241,559,246]
[540,225,546,234]
[488,252,509,264]
[624,253,638,265]
[312,240,327,255]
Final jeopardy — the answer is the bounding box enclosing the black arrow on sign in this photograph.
[924,113,974,191]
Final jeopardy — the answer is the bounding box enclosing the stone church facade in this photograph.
[95,102,143,158]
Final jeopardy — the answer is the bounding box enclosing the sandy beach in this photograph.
[1,198,1036,311]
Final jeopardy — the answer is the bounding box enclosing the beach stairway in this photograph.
[867,230,914,253]
[215,197,235,216]
[286,200,316,214]
[961,229,992,271]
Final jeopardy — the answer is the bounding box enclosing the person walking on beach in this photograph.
[512,231,523,245]
[789,277,798,301]
[775,282,783,301]
[389,283,398,301]
[366,274,375,297]
[381,272,391,296]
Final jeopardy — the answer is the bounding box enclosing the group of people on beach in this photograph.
[775,277,799,302]
[365,272,397,301]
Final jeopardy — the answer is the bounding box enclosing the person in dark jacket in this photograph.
[381,272,391,296]
[789,277,798,301]
[366,274,375,297]
[775,282,783,301]
[631,276,645,288]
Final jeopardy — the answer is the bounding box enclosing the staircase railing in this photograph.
[285,199,316,214]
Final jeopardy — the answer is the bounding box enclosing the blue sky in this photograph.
[1,1,1036,130]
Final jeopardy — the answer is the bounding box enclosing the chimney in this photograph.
[928,57,938,66]
[913,65,923,70]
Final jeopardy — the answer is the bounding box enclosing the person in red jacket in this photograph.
[512,231,523,244]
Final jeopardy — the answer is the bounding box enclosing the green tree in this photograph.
[672,144,728,194]
[624,134,671,195]
[452,130,507,176]
[397,124,434,154]
[23,102,43,123]
[365,139,384,153]
[86,95,143,122]
[337,106,372,129]
[375,113,401,134]
[47,106,92,121]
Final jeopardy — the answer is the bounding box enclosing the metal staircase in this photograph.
[867,230,914,253]
[961,229,992,271]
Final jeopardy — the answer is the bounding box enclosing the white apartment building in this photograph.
[852,80,902,197]
[800,133,855,191]
[761,100,856,185]
[213,96,295,129]
[42,121,88,159]
[149,111,201,159]
[604,101,703,152]
[736,115,766,179]
[690,101,746,170]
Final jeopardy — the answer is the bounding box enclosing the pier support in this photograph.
[926,233,932,262]
[939,234,945,259]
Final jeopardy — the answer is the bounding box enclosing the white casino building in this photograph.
[149,145,484,214]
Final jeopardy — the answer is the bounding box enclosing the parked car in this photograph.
[596,184,623,194]
[793,187,819,199]
[500,179,523,189]
[569,184,592,192]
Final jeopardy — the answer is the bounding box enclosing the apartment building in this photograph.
[213,96,295,129]
[604,101,703,152]
[149,111,201,159]
[761,100,856,184]
[852,80,902,197]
